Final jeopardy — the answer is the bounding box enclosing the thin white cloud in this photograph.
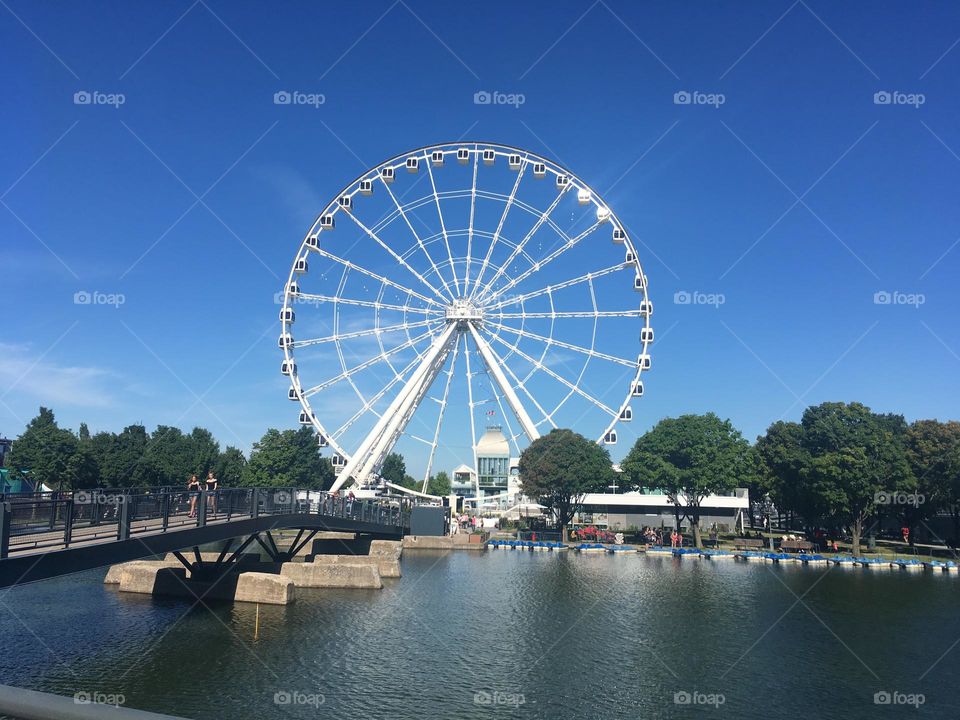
[0,342,118,408]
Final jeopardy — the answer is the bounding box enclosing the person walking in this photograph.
[187,475,201,518]
[205,471,218,515]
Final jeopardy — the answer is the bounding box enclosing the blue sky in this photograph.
[2,1,959,477]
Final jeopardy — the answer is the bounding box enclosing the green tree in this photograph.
[64,445,100,489]
[400,474,420,491]
[188,427,220,479]
[243,427,335,490]
[754,421,819,530]
[427,470,452,496]
[379,452,407,486]
[799,402,913,555]
[905,419,960,543]
[214,446,248,487]
[7,407,78,491]
[622,413,751,548]
[518,428,615,540]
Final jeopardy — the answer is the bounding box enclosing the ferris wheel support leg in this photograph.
[331,323,458,491]
[467,323,541,443]
[356,331,456,481]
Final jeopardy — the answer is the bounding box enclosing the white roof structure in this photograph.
[476,426,509,457]
[452,464,476,477]
[580,491,749,510]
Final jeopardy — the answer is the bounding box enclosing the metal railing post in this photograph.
[117,495,131,541]
[63,501,74,547]
[196,491,207,527]
[0,502,10,559]
[161,492,170,531]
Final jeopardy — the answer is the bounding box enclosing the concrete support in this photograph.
[235,572,294,605]
[104,560,181,584]
[310,554,400,578]
[280,561,382,589]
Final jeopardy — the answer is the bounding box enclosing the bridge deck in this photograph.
[0,488,410,588]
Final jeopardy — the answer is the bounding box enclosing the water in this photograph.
[1,551,958,719]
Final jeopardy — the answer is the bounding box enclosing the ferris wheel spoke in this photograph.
[492,309,644,320]
[485,321,635,368]
[487,263,630,311]
[342,210,452,304]
[423,152,461,297]
[420,333,461,490]
[292,318,442,348]
[472,187,567,302]
[463,149,479,296]
[314,247,445,309]
[483,325,616,418]
[296,293,443,315]
[481,220,604,305]
[470,158,527,298]
[302,327,439,398]
[378,178,457,300]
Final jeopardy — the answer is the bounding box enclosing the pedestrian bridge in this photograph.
[0,487,411,588]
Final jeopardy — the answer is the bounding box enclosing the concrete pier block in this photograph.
[310,554,401,578]
[402,535,454,550]
[280,561,382,589]
[369,539,403,560]
[118,564,188,595]
[235,572,295,605]
[104,560,180,584]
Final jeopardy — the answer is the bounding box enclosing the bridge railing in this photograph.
[0,488,413,559]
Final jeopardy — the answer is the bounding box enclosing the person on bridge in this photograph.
[206,471,219,514]
[188,475,201,518]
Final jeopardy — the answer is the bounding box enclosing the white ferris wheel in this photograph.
[278,142,653,493]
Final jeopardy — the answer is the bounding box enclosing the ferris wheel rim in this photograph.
[279,141,653,484]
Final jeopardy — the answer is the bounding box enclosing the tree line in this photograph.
[5,407,336,491]
[518,402,959,554]
[4,408,459,497]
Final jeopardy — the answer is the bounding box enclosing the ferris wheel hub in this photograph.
[445,299,483,326]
